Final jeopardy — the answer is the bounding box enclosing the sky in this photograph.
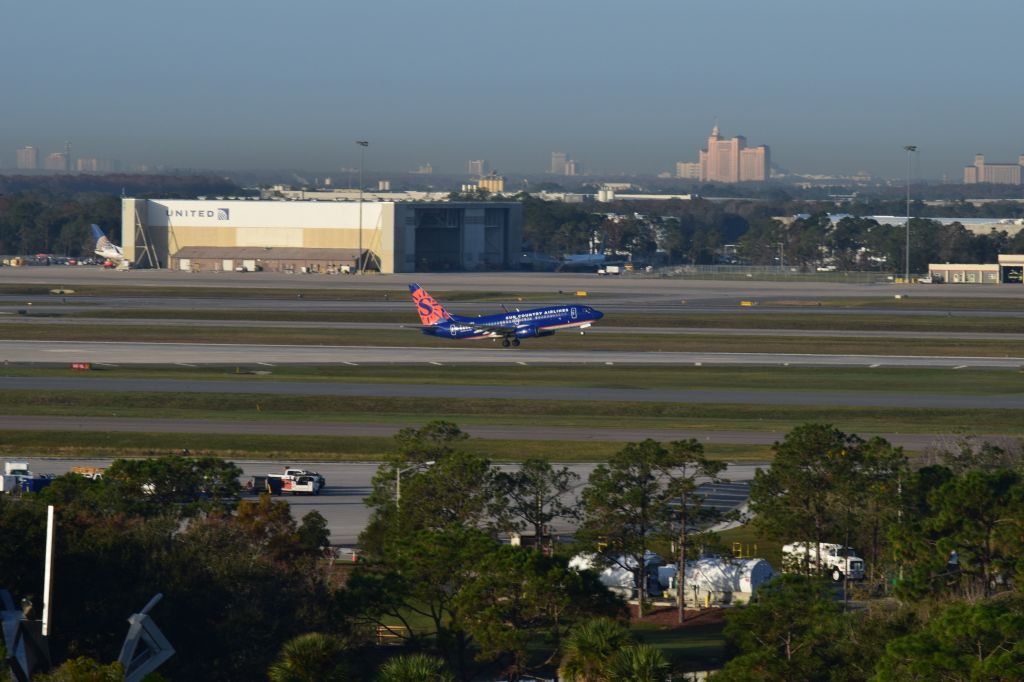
[3,0,1022,180]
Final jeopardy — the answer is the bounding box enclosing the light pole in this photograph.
[396,460,435,510]
[355,140,369,273]
[904,145,917,283]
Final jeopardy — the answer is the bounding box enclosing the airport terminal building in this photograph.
[120,198,522,273]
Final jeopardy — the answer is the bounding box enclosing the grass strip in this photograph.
[5,364,1022,395]
[0,431,770,463]
[58,308,1024,334]
[633,623,727,672]
[0,391,1019,436]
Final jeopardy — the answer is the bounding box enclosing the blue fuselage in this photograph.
[421,304,604,340]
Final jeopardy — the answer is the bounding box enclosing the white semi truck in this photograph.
[2,462,32,494]
[782,542,865,582]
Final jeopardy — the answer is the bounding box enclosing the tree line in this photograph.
[7,421,1021,680]
[0,175,243,257]
[522,194,1024,270]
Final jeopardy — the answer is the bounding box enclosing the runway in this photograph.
[2,376,1022,409]
[3,339,1024,369]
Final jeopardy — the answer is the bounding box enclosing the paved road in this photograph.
[3,339,1023,368]
[19,458,764,545]
[2,376,1021,409]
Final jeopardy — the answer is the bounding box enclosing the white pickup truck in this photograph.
[268,467,326,496]
[782,542,865,582]
[279,474,322,495]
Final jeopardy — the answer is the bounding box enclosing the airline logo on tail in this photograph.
[409,284,452,326]
[91,224,125,263]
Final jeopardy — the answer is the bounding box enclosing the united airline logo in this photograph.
[217,208,230,220]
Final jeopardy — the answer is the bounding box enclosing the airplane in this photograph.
[90,224,126,268]
[409,283,603,348]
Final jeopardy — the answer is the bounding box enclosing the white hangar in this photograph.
[120,198,522,273]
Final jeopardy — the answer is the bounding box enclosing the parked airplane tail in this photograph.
[409,284,454,326]
[91,224,121,255]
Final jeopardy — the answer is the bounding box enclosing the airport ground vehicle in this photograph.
[2,462,32,493]
[280,475,322,495]
[70,466,104,479]
[782,542,865,581]
[3,462,53,494]
[283,468,326,488]
[265,467,325,495]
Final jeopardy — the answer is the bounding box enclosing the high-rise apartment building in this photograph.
[698,125,770,183]
[16,146,38,169]
[550,152,567,174]
[964,154,1023,185]
[675,162,700,179]
[564,159,580,176]
[468,160,488,176]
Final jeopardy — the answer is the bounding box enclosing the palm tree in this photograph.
[558,618,635,682]
[267,632,350,682]
[375,653,454,682]
[606,644,672,682]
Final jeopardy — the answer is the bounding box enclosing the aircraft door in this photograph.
[571,307,578,320]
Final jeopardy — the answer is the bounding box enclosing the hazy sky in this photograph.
[4,0,1022,179]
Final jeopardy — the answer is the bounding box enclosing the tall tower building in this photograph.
[468,160,488,176]
[64,141,72,172]
[16,146,38,169]
[698,125,770,183]
[550,152,567,174]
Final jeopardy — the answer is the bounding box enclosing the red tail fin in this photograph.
[409,284,452,326]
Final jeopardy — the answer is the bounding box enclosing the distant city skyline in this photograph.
[3,1,1022,180]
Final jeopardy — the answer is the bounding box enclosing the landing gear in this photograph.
[502,337,511,348]
[512,338,520,347]
[501,336,520,349]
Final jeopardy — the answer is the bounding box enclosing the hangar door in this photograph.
[414,208,463,271]
[483,207,510,268]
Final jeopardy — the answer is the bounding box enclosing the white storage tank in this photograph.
[660,558,774,606]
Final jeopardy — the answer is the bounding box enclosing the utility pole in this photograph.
[904,145,917,283]
[356,140,369,273]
